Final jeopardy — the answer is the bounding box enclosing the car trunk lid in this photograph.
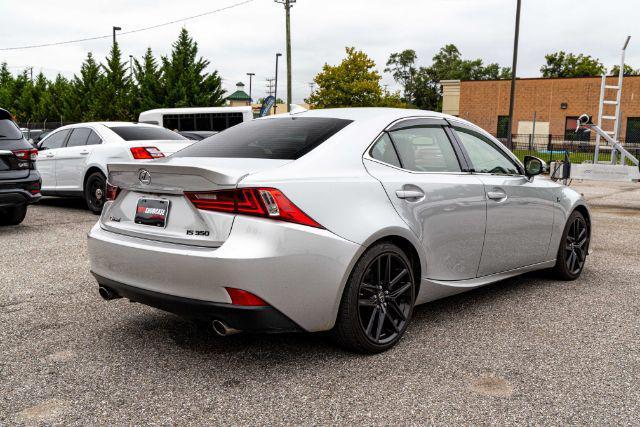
[102,157,291,247]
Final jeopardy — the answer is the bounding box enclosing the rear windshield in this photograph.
[174,117,353,160]
[0,119,23,140]
[109,126,186,141]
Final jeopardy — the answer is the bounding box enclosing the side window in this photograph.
[390,126,461,172]
[40,129,70,150]
[85,130,103,146]
[66,128,91,147]
[454,127,520,175]
[370,133,401,167]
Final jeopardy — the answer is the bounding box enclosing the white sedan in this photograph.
[37,122,193,213]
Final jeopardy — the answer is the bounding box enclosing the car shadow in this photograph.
[100,269,555,361]
[37,196,88,211]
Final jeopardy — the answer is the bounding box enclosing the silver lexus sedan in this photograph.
[88,108,590,353]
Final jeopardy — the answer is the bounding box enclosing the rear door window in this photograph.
[40,129,70,150]
[174,117,352,160]
[370,133,401,167]
[66,128,92,147]
[85,130,103,145]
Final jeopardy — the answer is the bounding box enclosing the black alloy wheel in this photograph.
[334,242,416,353]
[85,172,106,215]
[554,210,589,280]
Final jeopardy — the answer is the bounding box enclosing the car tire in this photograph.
[553,210,589,280]
[84,171,106,215]
[333,242,416,353]
[0,204,27,226]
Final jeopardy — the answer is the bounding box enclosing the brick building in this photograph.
[441,76,640,143]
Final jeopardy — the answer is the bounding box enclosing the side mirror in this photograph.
[524,155,547,179]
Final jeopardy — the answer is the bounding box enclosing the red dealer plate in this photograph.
[134,198,170,228]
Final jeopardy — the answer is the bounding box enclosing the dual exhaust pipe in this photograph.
[98,286,241,336]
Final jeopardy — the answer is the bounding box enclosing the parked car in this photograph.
[88,108,591,353]
[178,131,217,141]
[0,109,41,225]
[37,122,193,213]
[21,128,48,145]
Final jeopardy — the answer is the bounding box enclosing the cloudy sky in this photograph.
[1,0,639,103]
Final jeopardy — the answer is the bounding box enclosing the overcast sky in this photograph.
[1,0,639,103]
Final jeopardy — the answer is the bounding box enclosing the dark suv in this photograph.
[0,108,41,225]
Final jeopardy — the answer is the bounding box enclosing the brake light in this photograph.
[185,188,323,228]
[12,149,38,161]
[130,146,165,159]
[225,288,269,306]
[106,182,120,201]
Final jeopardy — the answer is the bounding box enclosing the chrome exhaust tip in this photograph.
[98,286,120,301]
[211,319,241,336]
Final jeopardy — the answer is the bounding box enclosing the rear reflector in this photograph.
[225,288,269,306]
[12,149,38,161]
[130,146,165,159]
[106,182,120,201]
[185,188,323,228]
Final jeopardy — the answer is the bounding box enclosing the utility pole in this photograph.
[129,55,133,79]
[247,72,255,102]
[506,0,521,149]
[27,67,33,82]
[274,53,282,114]
[275,0,295,112]
[112,26,121,45]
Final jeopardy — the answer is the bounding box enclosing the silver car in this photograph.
[87,108,590,353]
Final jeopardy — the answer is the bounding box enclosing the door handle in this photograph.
[396,189,425,200]
[45,153,54,158]
[80,150,89,155]
[486,191,507,201]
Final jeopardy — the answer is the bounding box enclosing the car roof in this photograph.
[264,107,452,122]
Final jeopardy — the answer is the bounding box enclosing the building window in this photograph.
[497,116,509,139]
[565,116,589,142]
[625,117,640,144]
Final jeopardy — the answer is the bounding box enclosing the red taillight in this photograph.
[225,288,269,306]
[12,149,38,161]
[185,188,323,228]
[130,146,165,159]
[106,182,120,201]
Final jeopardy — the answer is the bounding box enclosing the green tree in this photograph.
[160,28,225,108]
[97,42,132,120]
[68,52,103,121]
[0,63,15,110]
[540,51,605,78]
[384,50,418,103]
[610,64,640,76]
[306,47,385,108]
[132,47,164,115]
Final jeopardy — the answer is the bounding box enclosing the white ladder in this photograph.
[594,36,631,165]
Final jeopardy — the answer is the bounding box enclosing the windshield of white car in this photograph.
[173,117,353,160]
[0,119,23,140]
[109,126,186,141]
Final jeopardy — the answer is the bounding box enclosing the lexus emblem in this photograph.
[138,169,151,185]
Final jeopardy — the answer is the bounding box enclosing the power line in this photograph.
[0,0,255,52]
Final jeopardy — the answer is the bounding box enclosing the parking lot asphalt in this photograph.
[1,183,639,425]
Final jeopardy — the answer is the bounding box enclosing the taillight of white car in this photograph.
[185,188,323,229]
[129,147,165,159]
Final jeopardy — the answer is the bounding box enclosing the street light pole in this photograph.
[247,72,255,103]
[506,0,521,149]
[275,0,296,112]
[129,55,133,79]
[274,53,282,114]
[112,26,121,46]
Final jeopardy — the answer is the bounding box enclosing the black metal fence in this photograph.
[498,134,640,165]
[17,121,75,131]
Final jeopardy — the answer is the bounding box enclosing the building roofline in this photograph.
[459,75,640,83]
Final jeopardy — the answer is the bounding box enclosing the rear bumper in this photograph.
[93,273,300,332]
[87,216,361,332]
[0,172,41,208]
